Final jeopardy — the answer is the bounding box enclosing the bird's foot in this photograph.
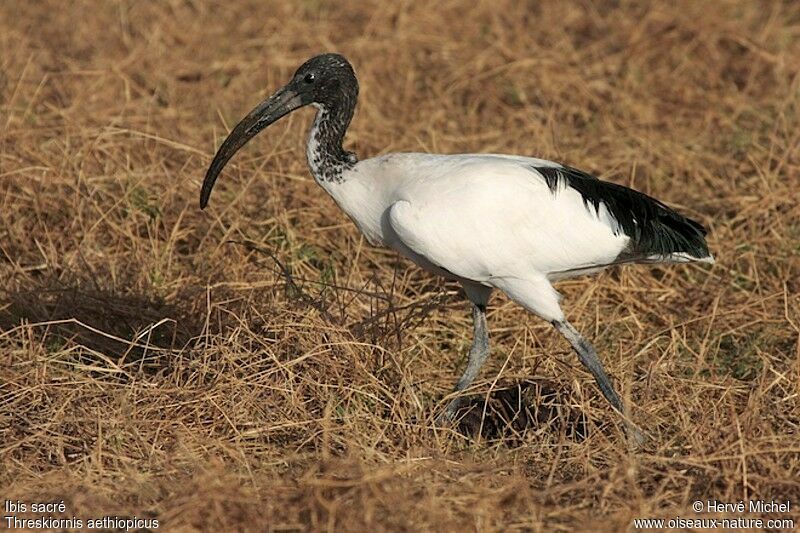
[625,421,647,449]
[434,398,463,427]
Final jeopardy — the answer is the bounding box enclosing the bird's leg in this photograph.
[552,320,623,412]
[552,320,645,445]
[436,303,489,425]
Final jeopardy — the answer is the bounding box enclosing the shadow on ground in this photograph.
[0,276,203,369]
[452,379,590,442]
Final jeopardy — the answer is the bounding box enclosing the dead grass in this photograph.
[1,0,799,531]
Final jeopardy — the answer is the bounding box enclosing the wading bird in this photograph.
[200,53,713,438]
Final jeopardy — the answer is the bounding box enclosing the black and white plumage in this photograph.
[535,165,710,264]
[200,54,713,439]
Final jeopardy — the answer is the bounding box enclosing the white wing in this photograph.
[383,157,630,283]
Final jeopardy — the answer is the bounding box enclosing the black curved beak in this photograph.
[200,84,307,209]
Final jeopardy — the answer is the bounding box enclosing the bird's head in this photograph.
[292,53,358,109]
[200,53,358,209]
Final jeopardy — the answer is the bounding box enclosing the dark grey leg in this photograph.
[553,320,623,413]
[553,319,645,444]
[437,303,489,424]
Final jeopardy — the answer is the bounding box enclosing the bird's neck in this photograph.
[306,101,357,184]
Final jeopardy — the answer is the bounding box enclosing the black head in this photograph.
[291,53,358,109]
[199,53,358,208]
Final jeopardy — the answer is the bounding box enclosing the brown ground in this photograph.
[2,1,799,531]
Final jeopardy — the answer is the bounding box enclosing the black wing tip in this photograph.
[531,164,713,259]
[687,216,709,236]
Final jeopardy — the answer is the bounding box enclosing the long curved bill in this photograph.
[200,86,304,209]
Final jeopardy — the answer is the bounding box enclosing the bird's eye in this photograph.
[303,73,315,84]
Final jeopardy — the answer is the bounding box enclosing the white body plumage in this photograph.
[322,152,665,322]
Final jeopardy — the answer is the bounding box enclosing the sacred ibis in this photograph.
[200,54,713,439]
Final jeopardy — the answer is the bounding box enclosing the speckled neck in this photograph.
[306,99,357,184]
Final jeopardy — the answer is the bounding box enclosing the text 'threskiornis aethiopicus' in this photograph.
[200,53,714,443]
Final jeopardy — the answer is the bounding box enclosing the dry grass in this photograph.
[2,0,799,531]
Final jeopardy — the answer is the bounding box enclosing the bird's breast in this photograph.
[319,166,392,247]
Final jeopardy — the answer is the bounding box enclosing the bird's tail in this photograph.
[627,207,713,264]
